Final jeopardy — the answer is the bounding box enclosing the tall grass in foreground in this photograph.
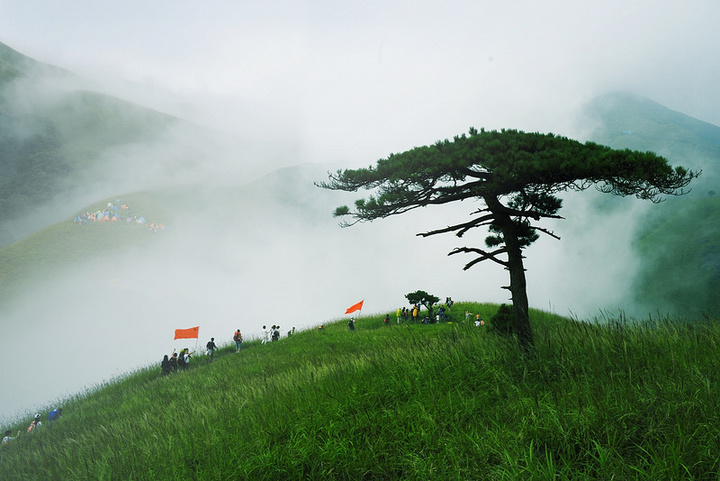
[2,302,720,480]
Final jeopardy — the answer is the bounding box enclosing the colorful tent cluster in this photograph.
[73,199,168,232]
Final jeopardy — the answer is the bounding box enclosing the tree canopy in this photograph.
[405,290,440,318]
[318,128,699,353]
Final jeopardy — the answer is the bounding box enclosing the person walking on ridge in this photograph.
[169,352,179,371]
[26,414,42,433]
[206,338,217,360]
[161,354,172,375]
[233,329,243,352]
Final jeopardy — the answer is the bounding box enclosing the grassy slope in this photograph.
[2,304,720,480]
[0,192,172,305]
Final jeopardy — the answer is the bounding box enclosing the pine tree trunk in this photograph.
[506,240,535,354]
[487,196,536,354]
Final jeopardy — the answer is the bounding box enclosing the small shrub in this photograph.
[490,303,514,335]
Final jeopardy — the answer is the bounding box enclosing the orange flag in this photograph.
[174,326,199,340]
[345,300,364,314]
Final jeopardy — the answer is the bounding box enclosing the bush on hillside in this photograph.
[490,303,514,335]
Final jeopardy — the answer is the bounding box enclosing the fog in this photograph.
[1,0,719,422]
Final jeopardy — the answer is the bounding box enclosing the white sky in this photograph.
[1,0,719,166]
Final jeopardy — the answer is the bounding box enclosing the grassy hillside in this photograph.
[0,192,172,305]
[2,304,720,479]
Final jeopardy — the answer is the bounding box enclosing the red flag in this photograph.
[345,300,364,314]
[174,326,199,340]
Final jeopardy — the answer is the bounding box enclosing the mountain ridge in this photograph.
[0,41,74,83]
[582,91,720,316]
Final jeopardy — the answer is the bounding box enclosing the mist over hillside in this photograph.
[0,41,502,420]
[1,40,718,423]
[525,93,720,321]
[584,93,720,316]
[0,42,287,246]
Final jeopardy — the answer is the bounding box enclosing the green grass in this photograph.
[0,191,172,304]
[2,303,720,480]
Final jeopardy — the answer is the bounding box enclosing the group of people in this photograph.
[159,325,298,374]
[392,298,456,324]
[160,348,194,374]
[394,305,434,323]
[262,325,294,343]
[159,300,466,374]
[396,305,422,321]
[467,312,485,326]
[2,409,62,447]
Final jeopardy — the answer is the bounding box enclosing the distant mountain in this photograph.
[583,92,720,317]
[0,42,73,84]
[584,92,720,186]
[0,42,191,246]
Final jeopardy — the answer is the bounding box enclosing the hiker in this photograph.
[169,352,179,371]
[272,326,280,342]
[396,307,402,323]
[348,318,355,331]
[178,349,188,370]
[383,314,390,325]
[233,329,243,352]
[182,349,195,367]
[161,355,172,375]
[48,408,63,422]
[262,325,270,344]
[2,429,20,445]
[206,338,217,359]
[26,414,42,433]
